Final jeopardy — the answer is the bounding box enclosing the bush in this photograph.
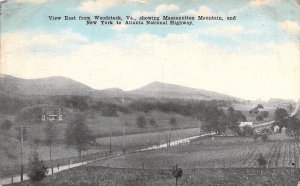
[261,128,271,135]
[261,134,268,142]
[1,119,12,130]
[253,133,259,142]
[136,115,147,128]
[149,118,157,126]
[102,106,118,117]
[256,114,264,121]
[261,111,269,118]
[27,152,48,186]
[257,153,267,168]
[241,126,254,137]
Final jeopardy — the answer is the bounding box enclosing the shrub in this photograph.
[256,114,264,121]
[1,119,12,130]
[257,153,267,168]
[136,115,147,128]
[27,152,48,186]
[241,126,254,137]
[149,118,157,126]
[261,134,268,142]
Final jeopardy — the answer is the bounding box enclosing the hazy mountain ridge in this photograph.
[0,74,94,96]
[0,75,237,100]
[129,81,236,100]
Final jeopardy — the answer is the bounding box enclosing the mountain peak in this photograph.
[129,81,236,100]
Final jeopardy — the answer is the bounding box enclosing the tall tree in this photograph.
[27,152,48,186]
[227,108,246,135]
[286,116,300,139]
[136,115,147,128]
[44,123,57,175]
[274,108,289,128]
[65,114,95,157]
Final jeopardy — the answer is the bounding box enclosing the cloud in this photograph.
[205,25,244,36]
[15,0,49,4]
[180,5,215,16]
[1,30,299,100]
[249,0,272,7]
[279,20,300,34]
[111,23,128,31]
[77,0,147,14]
[131,4,180,17]
[1,30,88,55]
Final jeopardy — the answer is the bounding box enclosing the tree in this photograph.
[201,106,231,135]
[65,114,95,157]
[44,123,57,175]
[256,114,264,121]
[257,104,264,109]
[275,108,288,122]
[261,134,268,142]
[169,117,177,126]
[1,119,12,130]
[27,152,48,186]
[68,96,89,111]
[172,165,183,186]
[257,153,267,168]
[227,108,246,135]
[286,116,300,139]
[241,126,254,137]
[261,111,269,118]
[102,104,118,117]
[253,133,259,142]
[149,118,157,126]
[136,115,147,128]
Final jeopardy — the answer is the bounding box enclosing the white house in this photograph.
[274,125,280,133]
[41,108,63,121]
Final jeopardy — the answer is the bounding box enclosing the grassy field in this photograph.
[96,127,201,149]
[0,118,201,178]
[9,166,300,186]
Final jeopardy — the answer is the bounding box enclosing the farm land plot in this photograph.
[93,141,300,169]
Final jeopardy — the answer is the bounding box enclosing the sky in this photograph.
[0,0,299,101]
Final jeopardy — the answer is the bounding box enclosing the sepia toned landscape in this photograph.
[1,0,300,185]
[0,75,299,185]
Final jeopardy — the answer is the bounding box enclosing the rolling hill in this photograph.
[129,81,236,100]
[0,74,94,96]
[0,74,237,100]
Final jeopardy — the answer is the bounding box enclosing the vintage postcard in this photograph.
[0,0,299,185]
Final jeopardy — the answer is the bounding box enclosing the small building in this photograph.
[239,122,253,128]
[41,108,63,121]
[274,125,280,133]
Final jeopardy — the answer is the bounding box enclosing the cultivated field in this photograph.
[9,166,300,186]
[93,139,300,169]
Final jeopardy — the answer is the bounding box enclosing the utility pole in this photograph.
[199,120,201,136]
[20,126,24,182]
[109,129,112,155]
[169,126,171,147]
[123,124,126,154]
[165,125,168,147]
